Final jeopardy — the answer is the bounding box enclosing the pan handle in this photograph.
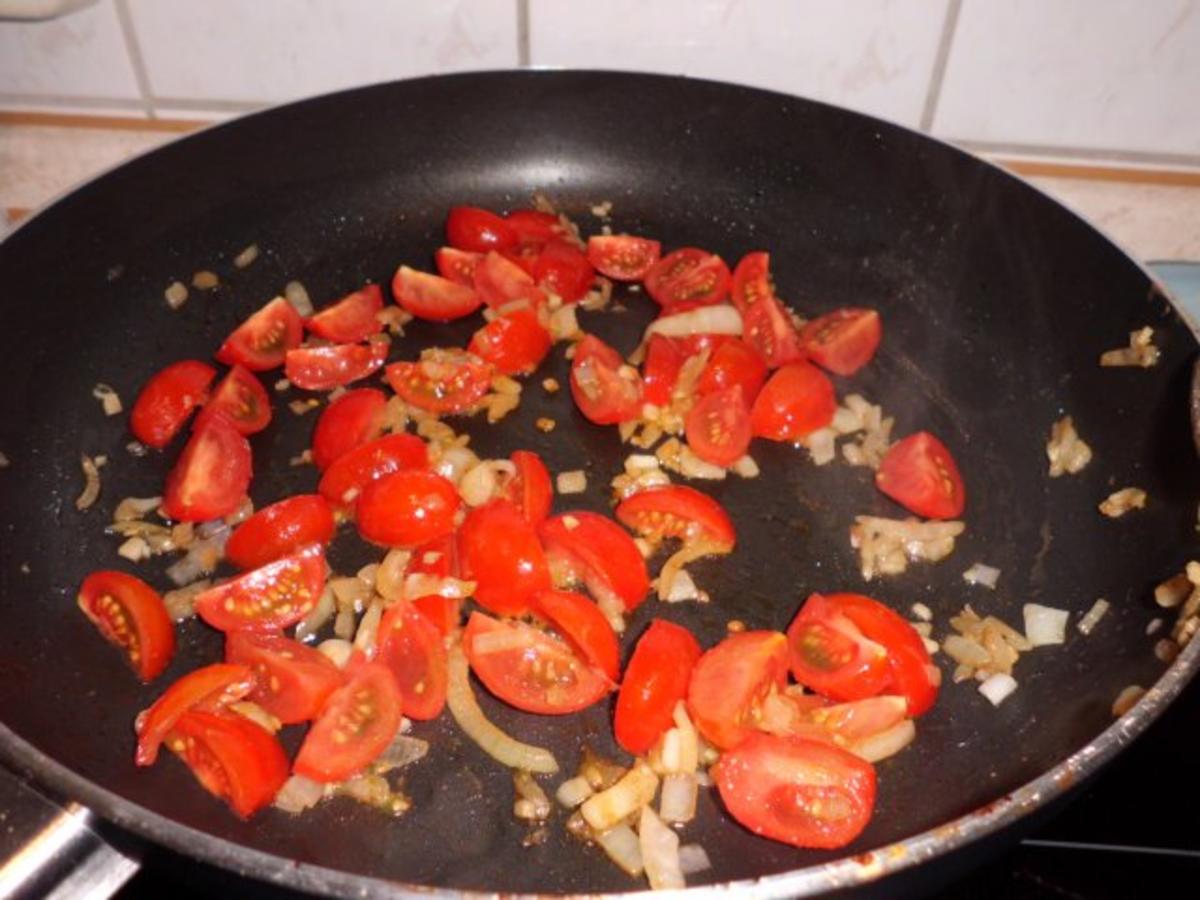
[0,766,139,899]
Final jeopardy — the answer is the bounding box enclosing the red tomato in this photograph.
[586,235,661,281]
[406,533,460,580]
[731,253,804,368]
[538,511,649,612]
[473,251,545,309]
[135,662,256,765]
[200,365,271,436]
[505,209,563,246]
[687,630,788,749]
[531,590,620,682]
[305,284,384,343]
[645,248,731,309]
[785,594,891,703]
[641,335,685,408]
[801,308,882,376]
[615,485,736,549]
[161,413,252,522]
[750,360,836,441]
[130,360,216,448]
[533,240,595,303]
[434,247,483,287]
[468,309,551,375]
[294,663,403,783]
[392,266,481,322]
[675,332,737,359]
[569,334,642,425]
[385,349,493,415]
[78,570,175,682]
[225,631,344,724]
[714,734,876,849]
[377,600,448,720]
[457,500,551,616]
[464,612,610,715]
[876,432,966,520]
[224,495,335,570]
[500,449,553,525]
[193,545,326,633]
[168,710,289,819]
[446,205,517,253]
[698,339,767,403]
[614,619,702,754]
[215,297,304,371]
[310,387,387,471]
[759,691,908,749]
[503,245,540,277]
[317,432,428,509]
[686,384,752,467]
[284,342,387,391]
[412,595,461,636]
[356,469,461,547]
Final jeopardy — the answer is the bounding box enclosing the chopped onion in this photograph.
[114,496,162,522]
[594,823,643,877]
[663,567,699,603]
[353,600,384,656]
[284,281,313,316]
[1100,326,1158,368]
[678,445,727,480]
[943,634,992,668]
[295,583,335,642]
[556,775,594,809]
[1076,598,1110,635]
[75,454,102,511]
[230,701,281,734]
[375,548,412,602]
[162,579,209,623]
[164,281,188,309]
[1112,685,1146,717]
[374,733,428,772]
[962,563,1000,589]
[233,243,259,268]
[678,844,712,876]
[164,530,226,586]
[556,470,587,495]
[403,573,475,600]
[432,445,478,485]
[317,638,354,669]
[1099,487,1147,518]
[549,304,581,341]
[978,672,1018,706]
[581,761,658,832]
[1156,573,1191,608]
[805,428,837,465]
[639,805,685,890]
[580,747,626,791]
[513,770,552,821]
[645,304,742,339]
[849,719,916,763]
[117,536,150,561]
[658,773,698,824]
[1047,416,1092,477]
[910,602,933,621]
[274,774,325,813]
[191,270,219,290]
[731,454,760,478]
[92,383,122,416]
[1023,603,1069,646]
[459,460,511,507]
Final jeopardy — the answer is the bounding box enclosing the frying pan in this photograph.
[0,70,1198,898]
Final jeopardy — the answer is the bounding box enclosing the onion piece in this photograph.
[317,638,354,669]
[233,244,260,268]
[92,383,123,416]
[658,773,698,824]
[943,634,992,668]
[1112,685,1146,716]
[1023,603,1069,646]
[162,579,210,623]
[556,470,587,494]
[1155,573,1191,608]
[229,701,282,734]
[295,583,335,642]
[375,548,412,602]
[962,563,1000,589]
[849,719,916,763]
[353,600,384,656]
[979,672,1018,706]
[373,733,428,773]
[1076,598,1110,635]
[513,770,552,821]
[555,775,594,809]
[164,281,188,309]
[580,761,658,832]
[75,454,102,511]
[273,774,325,813]
[114,496,162,522]
[284,281,313,316]
[645,304,742,339]
[640,805,685,890]
[678,844,712,876]
[595,823,643,877]
[1047,416,1092,477]
[1099,487,1147,518]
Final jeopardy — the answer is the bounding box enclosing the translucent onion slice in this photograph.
[640,805,685,890]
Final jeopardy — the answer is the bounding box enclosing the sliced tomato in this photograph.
[446,205,517,253]
[294,662,403,783]
[284,341,387,391]
[168,710,289,819]
[731,252,804,368]
[533,240,595,303]
[569,334,642,425]
[305,284,384,343]
[675,332,738,359]
[614,619,702,755]
[586,235,661,281]
[193,544,326,633]
[786,594,891,704]
[686,384,752,467]
[714,733,877,849]
[135,662,256,765]
[468,308,551,375]
[78,570,175,682]
[412,595,462,636]
[457,500,550,616]
[500,449,553,525]
[645,248,731,309]
[686,630,788,750]
[392,266,482,322]
[464,612,610,715]
[801,308,882,376]
[538,511,649,612]
[215,297,304,371]
[473,250,545,309]
[225,631,344,724]
[531,589,620,682]
[750,360,836,441]
[876,432,966,520]
[505,209,563,246]
[641,335,685,408]
[310,387,387,471]
[224,494,335,570]
[317,432,428,509]
[161,413,252,522]
[698,339,767,403]
[129,360,216,449]
[434,247,483,287]
[615,485,736,549]
[356,469,461,548]
[385,349,493,415]
[377,600,448,720]
[199,365,271,436]
[759,691,908,750]
[406,533,460,580]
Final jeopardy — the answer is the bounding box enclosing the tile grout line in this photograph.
[516,0,531,67]
[956,138,1200,170]
[112,0,156,119]
[0,93,145,113]
[146,96,268,114]
[919,0,962,132]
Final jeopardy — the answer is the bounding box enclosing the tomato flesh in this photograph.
[168,710,289,818]
[698,338,767,403]
[284,342,387,391]
[356,469,461,548]
[385,349,493,415]
[786,594,891,703]
[310,387,387,471]
[586,235,661,281]
[801,308,882,376]
[377,599,449,720]
[730,252,804,367]
[130,360,216,448]
[457,500,550,616]
[199,365,271,436]
[538,511,649,612]
[161,413,252,522]
[193,545,326,632]
[225,494,335,570]
[435,247,483,287]
[614,619,702,754]
[533,240,594,303]
[225,631,344,724]
[317,432,428,509]
[468,308,551,375]
[78,570,175,682]
[750,360,836,441]
[759,691,909,750]
[446,205,517,253]
[392,266,482,322]
[501,449,553,525]
[216,297,303,371]
[505,209,563,246]
[473,250,545,309]
[305,284,384,343]
[569,334,642,425]
[687,630,788,749]
[645,247,730,309]
[531,589,620,682]
[876,431,966,519]
[135,662,256,765]
[641,335,685,408]
[686,384,752,467]
[615,484,736,548]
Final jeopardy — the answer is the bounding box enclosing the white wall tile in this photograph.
[126,0,518,104]
[935,0,1200,158]
[0,0,141,101]
[528,0,949,127]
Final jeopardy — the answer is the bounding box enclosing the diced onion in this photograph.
[595,823,643,877]
[639,805,685,890]
[162,579,209,623]
[943,634,992,668]
[459,460,508,507]
[1099,487,1147,518]
[353,600,384,656]
[229,701,282,734]
[375,733,428,772]
[273,774,325,813]
[1047,416,1092,477]
[375,548,412,602]
[317,638,354,669]
[513,770,552,821]
[658,773,698,824]
[75,454,102,511]
[849,719,916,762]
[1076,598,1110,635]
[731,455,760,478]
[978,672,1018,706]
[678,445,727,480]
[1156,573,1191,608]
[233,244,260,268]
[678,844,712,876]
[1112,685,1146,717]
[284,281,313,316]
[555,775,594,809]
[556,470,587,494]
[645,304,742,339]
[1023,603,1069,646]
[432,445,478,485]
[114,496,162,522]
[663,567,699,602]
[581,761,658,832]
[164,281,189,309]
[962,563,1000,589]
[92,383,123,416]
[295,584,335,642]
[805,428,836,466]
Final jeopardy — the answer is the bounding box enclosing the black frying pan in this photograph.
[0,71,1197,897]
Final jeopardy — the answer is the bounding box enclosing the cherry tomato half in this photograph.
[193,544,326,633]
[294,662,403,783]
[538,511,650,612]
[750,360,836,441]
[730,252,804,368]
[533,240,595,303]
[199,365,271,436]
[225,494,335,570]
[687,630,788,750]
[457,500,550,616]
[468,309,551,375]
[305,284,384,344]
[168,710,289,819]
[500,449,553,526]
[446,205,517,253]
[645,247,731,309]
[686,384,752,467]
[641,335,685,408]
[531,589,620,682]
[317,432,428,509]
[505,209,563,247]
[385,349,493,415]
[356,469,461,548]
[129,360,216,448]
[161,413,252,522]
[225,631,344,724]
[614,619,701,755]
[801,308,882,376]
[135,662,256,765]
[284,342,388,391]
[378,599,449,720]
[586,235,661,281]
[698,338,767,404]
[392,266,482,322]
[78,570,175,682]
[876,432,966,520]
[434,247,483,287]
[473,251,545,309]
[786,593,891,704]
[310,387,387,471]
[615,485,736,549]
[215,297,304,372]
[569,334,642,425]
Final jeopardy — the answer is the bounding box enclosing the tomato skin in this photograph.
[569,334,642,425]
[199,365,271,436]
[130,360,216,448]
[161,413,252,522]
[464,612,611,715]
[687,630,789,750]
[645,248,731,309]
[284,342,387,391]
[310,387,387,471]
[446,205,517,253]
[586,235,661,281]
[392,265,482,322]
[615,485,736,548]
[378,599,448,720]
[216,297,304,372]
[730,252,804,368]
[434,247,483,287]
[305,284,384,343]
[193,545,326,633]
[135,662,256,766]
[294,662,404,783]
[531,589,620,682]
[876,431,966,520]
[356,469,461,548]
[698,338,767,404]
[457,500,551,616]
[538,511,650,612]
[225,631,344,724]
[505,209,563,246]
[686,384,753,467]
[501,450,553,526]
[317,432,428,509]
[614,619,702,755]
[786,594,891,704]
[468,308,551,375]
[385,349,493,415]
[473,251,545,309]
[533,240,595,302]
[642,335,686,408]
[169,710,290,819]
[78,570,175,682]
[412,595,461,636]
[750,360,836,441]
[225,495,335,570]
[801,308,882,376]
[714,733,877,850]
